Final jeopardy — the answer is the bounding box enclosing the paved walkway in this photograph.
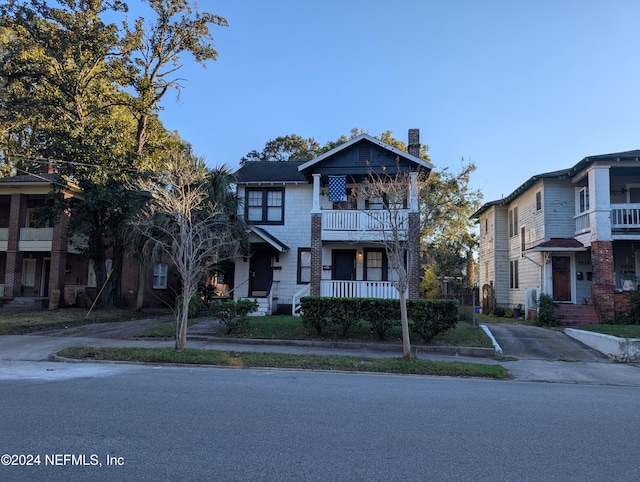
[1,317,640,386]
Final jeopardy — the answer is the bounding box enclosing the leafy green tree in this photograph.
[420,159,482,291]
[0,0,228,307]
[241,134,321,163]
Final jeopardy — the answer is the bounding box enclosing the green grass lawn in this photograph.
[57,346,510,379]
[0,308,171,335]
[575,324,640,338]
[189,314,493,348]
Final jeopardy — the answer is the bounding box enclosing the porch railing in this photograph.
[320,280,402,299]
[611,204,640,228]
[291,284,310,316]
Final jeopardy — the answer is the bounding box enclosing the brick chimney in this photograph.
[41,159,55,174]
[408,129,420,158]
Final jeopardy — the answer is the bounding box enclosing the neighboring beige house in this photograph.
[233,130,432,315]
[474,150,640,323]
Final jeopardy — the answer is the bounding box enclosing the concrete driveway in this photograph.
[483,322,608,361]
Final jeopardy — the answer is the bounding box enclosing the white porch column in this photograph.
[588,165,612,242]
[410,171,419,212]
[312,173,321,213]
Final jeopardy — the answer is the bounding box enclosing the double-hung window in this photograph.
[153,263,168,289]
[364,249,386,281]
[297,248,311,284]
[578,187,589,213]
[509,259,519,289]
[508,206,518,237]
[246,188,284,224]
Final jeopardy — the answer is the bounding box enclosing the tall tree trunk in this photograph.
[136,267,145,312]
[399,288,412,359]
[175,282,191,352]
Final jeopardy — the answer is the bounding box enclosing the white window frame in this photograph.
[153,263,168,289]
[22,258,36,287]
[508,206,518,237]
[577,186,590,214]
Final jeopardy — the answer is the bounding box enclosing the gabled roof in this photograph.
[235,161,307,184]
[473,149,640,218]
[529,238,587,252]
[298,133,433,172]
[249,226,289,252]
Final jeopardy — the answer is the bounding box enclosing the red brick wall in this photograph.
[590,240,616,322]
[310,214,322,296]
[408,212,420,298]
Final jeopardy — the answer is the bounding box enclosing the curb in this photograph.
[187,334,496,359]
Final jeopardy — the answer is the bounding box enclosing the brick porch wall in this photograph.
[590,240,615,322]
[310,214,322,296]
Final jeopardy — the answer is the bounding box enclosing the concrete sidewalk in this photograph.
[1,332,640,386]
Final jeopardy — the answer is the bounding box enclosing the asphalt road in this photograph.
[1,363,640,481]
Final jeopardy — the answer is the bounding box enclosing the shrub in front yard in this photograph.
[301,296,458,342]
[209,299,258,334]
[362,299,400,340]
[536,293,559,327]
[300,296,332,336]
[408,298,458,342]
[614,289,640,325]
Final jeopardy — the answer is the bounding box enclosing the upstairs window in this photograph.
[578,187,589,214]
[246,188,284,224]
[508,206,518,237]
[536,191,542,211]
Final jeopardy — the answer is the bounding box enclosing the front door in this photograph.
[249,250,272,297]
[552,256,571,302]
[333,250,356,280]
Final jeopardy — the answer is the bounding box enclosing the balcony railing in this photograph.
[611,204,640,228]
[19,227,53,251]
[322,210,408,241]
[574,212,591,234]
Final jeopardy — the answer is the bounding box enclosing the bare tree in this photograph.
[129,151,245,351]
[359,165,424,359]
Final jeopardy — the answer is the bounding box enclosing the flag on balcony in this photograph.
[328,176,347,202]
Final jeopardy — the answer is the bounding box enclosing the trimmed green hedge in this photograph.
[299,296,458,341]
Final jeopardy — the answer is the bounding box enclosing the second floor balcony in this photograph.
[321,209,409,241]
[0,227,87,253]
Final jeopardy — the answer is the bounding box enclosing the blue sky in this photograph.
[133,1,640,204]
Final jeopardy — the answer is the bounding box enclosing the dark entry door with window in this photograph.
[250,250,272,296]
[332,250,356,280]
[552,256,571,302]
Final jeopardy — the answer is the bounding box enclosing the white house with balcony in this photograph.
[474,149,640,323]
[233,130,432,315]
